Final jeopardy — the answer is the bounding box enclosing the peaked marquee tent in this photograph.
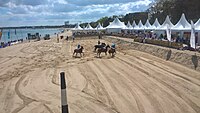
[159,15,174,30]
[144,19,152,30]
[172,13,191,31]
[126,21,133,29]
[106,18,127,33]
[85,23,94,30]
[150,18,161,30]
[96,23,105,30]
[134,20,144,30]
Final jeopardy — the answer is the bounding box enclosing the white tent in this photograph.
[150,18,161,30]
[195,18,200,31]
[132,20,137,28]
[172,13,191,31]
[96,23,105,30]
[85,23,94,30]
[126,21,133,29]
[134,20,144,30]
[72,23,83,30]
[159,15,174,30]
[144,19,152,30]
[106,18,127,33]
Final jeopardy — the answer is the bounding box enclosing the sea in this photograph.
[0,28,63,43]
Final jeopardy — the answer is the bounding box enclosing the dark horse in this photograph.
[73,46,84,57]
[94,43,106,52]
[108,48,116,57]
[97,45,110,58]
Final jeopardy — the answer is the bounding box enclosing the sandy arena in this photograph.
[0,32,200,113]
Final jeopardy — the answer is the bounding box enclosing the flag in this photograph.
[8,30,10,39]
[0,29,2,40]
[166,24,171,41]
[190,20,196,49]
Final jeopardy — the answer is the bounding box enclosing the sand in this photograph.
[0,31,200,113]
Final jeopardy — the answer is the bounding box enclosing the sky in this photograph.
[0,0,153,27]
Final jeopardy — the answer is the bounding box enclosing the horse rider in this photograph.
[111,43,115,50]
[77,44,81,49]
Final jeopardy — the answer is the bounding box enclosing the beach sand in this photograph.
[0,30,200,113]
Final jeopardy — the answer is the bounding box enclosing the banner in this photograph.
[166,24,171,41]
[190,20,196,49]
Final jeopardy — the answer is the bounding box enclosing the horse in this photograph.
[94,43,106,52]
[108,48,116,57]
[73,46,84,57]
[97,45,110,58]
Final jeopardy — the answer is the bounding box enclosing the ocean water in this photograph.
[0,28,63,42]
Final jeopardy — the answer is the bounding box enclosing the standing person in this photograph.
[77,44,81,49]
[57,37,59,43]
[66,36,69,41]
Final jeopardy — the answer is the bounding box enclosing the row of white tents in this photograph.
[72,13,200,48]
[72,13,200,32]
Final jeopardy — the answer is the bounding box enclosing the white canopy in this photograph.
[150,18,161,30]
[73,23,83,30]
[144,19,152,30]
[85,23,94,30]
[96,23,105,30]
[126,21,133,29]
[195,18,200,31]
[132,20,137,28]
[106,18,127,29]
[159,15,174,30]
[134,20,144,30]
[172,13,191,31]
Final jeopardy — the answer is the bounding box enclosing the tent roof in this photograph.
[85,23,94,30]
[96,23,105,30]
[159,15,174,30]
[195,18,200,30]
[144,19,152,30]
[106,18,127,29]
[132,20,137,28]
[73,23,83,30]
[126,21,133,29]
[172,13,191,30]
[134,20,144,30]
[150,18,161,29]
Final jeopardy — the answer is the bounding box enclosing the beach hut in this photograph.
[106,18,127,33]
[171,13,191,31]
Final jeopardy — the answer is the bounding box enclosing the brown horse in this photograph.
[108,48,116,57]
[73,46,84,57]
[97,45,110,57]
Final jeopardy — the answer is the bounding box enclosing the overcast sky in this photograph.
[0,0,153,27]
